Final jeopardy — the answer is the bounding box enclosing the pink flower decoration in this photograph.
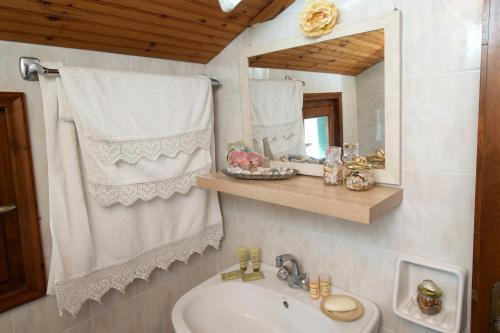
[247,151,264,168]
[228,150,250,169]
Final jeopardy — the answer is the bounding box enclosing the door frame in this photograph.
[302,92,343,148]
[472,0,500,331]
[0,92,45,312]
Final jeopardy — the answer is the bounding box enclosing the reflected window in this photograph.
[304,116,328,159]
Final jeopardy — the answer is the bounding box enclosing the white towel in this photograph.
[249,79,305,155]
[40,64,223,316]
[59,66,213,165]
[57,68,213,206]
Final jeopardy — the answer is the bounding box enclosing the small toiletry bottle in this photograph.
[250,247,261,272]
[239,247,248,273]
[309,274,320,300]
[320,273,331,298]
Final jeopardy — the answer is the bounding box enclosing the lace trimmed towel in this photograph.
[59,66,213,165]
[40,64,223,315]
[57,70,213,206]
[249,79,305,155]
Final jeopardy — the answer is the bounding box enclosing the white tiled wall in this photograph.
[0,40,216,333]
[206,1,482,332]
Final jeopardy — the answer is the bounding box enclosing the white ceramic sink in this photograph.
[172,264,380,333]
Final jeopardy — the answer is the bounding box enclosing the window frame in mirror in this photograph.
[239,10,401,185]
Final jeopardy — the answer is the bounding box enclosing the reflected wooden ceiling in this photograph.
[249,29,384,76]
[0,0,294,63]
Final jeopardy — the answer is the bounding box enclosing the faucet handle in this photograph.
[275,254,297,268]
[298,273,310,291]
[277,267,290,281]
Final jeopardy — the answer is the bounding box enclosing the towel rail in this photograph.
[19,56,222,87]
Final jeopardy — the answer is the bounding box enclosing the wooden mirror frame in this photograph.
[239,11,401,185]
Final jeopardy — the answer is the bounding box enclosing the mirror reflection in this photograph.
[248,29,385,168]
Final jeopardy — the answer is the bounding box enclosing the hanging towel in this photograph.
[59,66,213,165]
[40,64,223,316]
[249,79,305,155]
[58,68,213,206]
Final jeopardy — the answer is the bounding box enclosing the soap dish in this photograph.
[393,254,467,333]
[320,295,364,322]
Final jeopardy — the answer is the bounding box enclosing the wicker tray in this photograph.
[221,168,298,180]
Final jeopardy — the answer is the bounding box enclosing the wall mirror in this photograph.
[239,11,401,185]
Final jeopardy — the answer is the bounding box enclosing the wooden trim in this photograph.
[0,92,46,312]
[303,92,342,101]
[471,0,500,331]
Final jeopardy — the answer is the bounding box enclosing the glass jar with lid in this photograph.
[323,146,343,185]
[342,142,360,163]
[344,158,375,191]
[416,280,442,315]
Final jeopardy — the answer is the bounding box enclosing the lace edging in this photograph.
[89,128,212,165]
[88,164,211,207]
[252,119,303,141]
[54,222,223,316]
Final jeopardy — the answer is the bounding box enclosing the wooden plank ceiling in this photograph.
[0,0,294,63]
[249,29,384,76]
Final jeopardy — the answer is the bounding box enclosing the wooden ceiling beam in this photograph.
[0,0,292,64]
[250,52,376,71]
[281,45,382,63]
[98,0,247,33]
[0,28,210,63]
[0,7,224,54]
[249,62,361,76]
[152,0,264,22]
[3,1,231,47]
[0,19,216,59]
[37,0,237,40]
[248,29,384,75]
[248,0,295,26]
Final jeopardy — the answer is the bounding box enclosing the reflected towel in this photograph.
[249,79,305,155]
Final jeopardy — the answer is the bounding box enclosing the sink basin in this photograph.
[172,263,380,333]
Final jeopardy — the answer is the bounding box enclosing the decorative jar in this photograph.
[344,159,374,191]
[416,280,442,315]
[323,146,343,185]
[342,142,360,163]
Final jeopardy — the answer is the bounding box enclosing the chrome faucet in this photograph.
[275,254,309,291]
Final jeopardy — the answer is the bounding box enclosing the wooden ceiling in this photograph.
[249,29,384,76]
[0,0,294,64]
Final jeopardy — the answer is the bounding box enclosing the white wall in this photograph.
[0,40,216,333]
[249,67,358,142]
[356,61,385,156]
[207,1,481,333]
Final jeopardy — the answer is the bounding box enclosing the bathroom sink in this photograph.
[172,263,380,333]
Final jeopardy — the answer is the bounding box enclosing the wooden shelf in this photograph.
[197,172,403,224]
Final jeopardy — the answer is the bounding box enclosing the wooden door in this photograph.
[0,92,45,312]
[302,93,343,147]
[472,0,500,331]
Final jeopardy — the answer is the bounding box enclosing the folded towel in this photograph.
[40,64,223,315]
[57,69,213,206]
[249,79,305,155]
[59,66,213,165]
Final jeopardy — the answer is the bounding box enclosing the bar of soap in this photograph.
[324,295,357,312]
